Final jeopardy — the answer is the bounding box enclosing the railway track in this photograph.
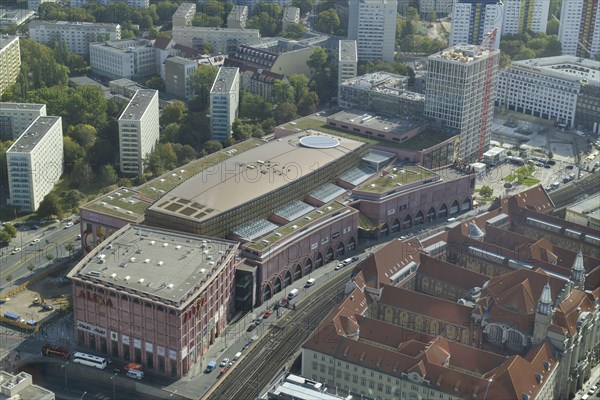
[205,269,352,400]
[548,172,600,209]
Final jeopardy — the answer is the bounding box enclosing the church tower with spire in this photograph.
[571,250,585,290]
[532,281,554,345]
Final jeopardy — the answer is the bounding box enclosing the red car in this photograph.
[124,363,143,371]
[263,310,272,319]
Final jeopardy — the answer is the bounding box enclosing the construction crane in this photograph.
[476,28,499,162]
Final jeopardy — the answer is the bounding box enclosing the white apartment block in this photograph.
[89,39,157,80]
[501,0,550,36]
[419,0,453,16]
[227,5,248,29]
[0,102,47,141]
[172,26,260,54]
[496,56,600,128]
[70,0,149,8]
[118,90,160,175]
[164,56,198,100]
[450,0,503,48]
[210,67,240,142]
[559,0,600,59]
[425,44,500,163]
[282,7,301,32]
[348,0,397,62]
[28,0,58,11]
[338,40,358,99]
[29,21,121,55]
[0,36,20,99]
[7,116,63,213]
[172,2,196,27]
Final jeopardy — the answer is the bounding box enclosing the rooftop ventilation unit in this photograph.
[124,275,130,281]
[144,259,150,263]
[167,283,174,289]
[157,261,164,266]
[176,245,182,250]
[138,278,144,283]
[149,240,155,245]
[163,243,168,247]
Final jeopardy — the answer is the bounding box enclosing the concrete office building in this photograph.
[29,21,120,55]
[419,0,453,16]
[210,67,239,142]
[118,90,160,175]
[576,80,600,133]
[425,44,500,162]
[0,102,46,141]
[0,36,20,98]
[559,0,600,59]
[0,371,55,400]
[347,0,397,62]
[227,5,248,29]
[502,0,550,36]
[164,57,197,100]
[224,58,287,102]
[172,26,260,54]
[496,56,600,129]
[67,224,239,378]
[338,40,358,100]
[89,39,157,81]
[450,0,503,48]
[6,116,63,212]
[282,6,301,31]
[172,2,195,27]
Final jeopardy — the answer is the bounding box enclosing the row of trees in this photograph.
[396,8,447,55]
[500,32,562,67]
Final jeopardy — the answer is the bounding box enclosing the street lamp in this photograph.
[80,391,87,400]
[110,373,117,400]
[61,362,69,390]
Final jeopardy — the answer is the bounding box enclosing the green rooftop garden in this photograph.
[357,166,435,193]
[245,201,346,251]
[398,129,454,150]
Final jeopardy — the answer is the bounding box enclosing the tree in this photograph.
[65,243,75,258]
[62,190,86,211]
[547,151,554,159]
[27,263,35,274]
[272,80,295,104]
[479,185,493,198]
[248,12,280,37]
[546,15,559,35]
[68,124,97,150]
[2,223,17,239]
[161,101,186,125]
[274,102,298,124]
[204,140,223,154]
[405,7,419,21]
[307,47,328,73]
[37,193,64,219]
[292,0,315,16]
[5,274,12,283]
[146,76,165,91]
[0,231,11,245]
[172,143,197,165]
[283,23,306,40]
[514,47,537,61]
[297,92,319,116]
[67,85,108,128]
[189,65,219,110]
[88,138,117,167]
[45,254,54,263]
[145,143,178,176]
[161,123,181,143]
[232,119,253,141]
[426,11,437,23]
[315,9,340,35]
[287,74,310,102]
[239,91,273,121]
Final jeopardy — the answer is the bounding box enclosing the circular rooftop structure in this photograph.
[299,135,340,149]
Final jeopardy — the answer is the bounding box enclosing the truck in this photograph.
[288,289,299,300]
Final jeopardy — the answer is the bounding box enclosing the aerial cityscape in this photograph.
[0,0,598,399]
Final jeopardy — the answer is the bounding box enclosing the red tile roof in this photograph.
[418,254,488,290]
[356,239,421,288]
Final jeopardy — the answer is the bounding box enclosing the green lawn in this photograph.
[357,166,434,193]
[521,178,540,186]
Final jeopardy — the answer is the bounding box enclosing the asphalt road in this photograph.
[0,220,81,293]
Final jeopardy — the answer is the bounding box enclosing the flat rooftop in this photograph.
[148,132,365,222]
[430,44,498,64]
[119,90,157,121]
[81,139,265,220]
[69,225,238,307]
[356,165,436,193]
[0,102,45,111]
[283,6,300,21]
[173,2,195,17]
[339,40,357,62]
[30,20,119,28]
[0,35,18,49]
[211,67,238,93]
[568,194,600,220]
[245,201,347,252]
[512,55,600,82]
[7,116,60,153]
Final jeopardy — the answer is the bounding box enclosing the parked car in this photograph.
[10,247,21,255]
[263,310,272,319]
[30,239,40,246]
[64,222,74,229]
[334,263,344,271]
[246,324,256,332]
[124,363,143,371]
[566,164,574,170]
[351,256,359,262]
[41,304,53,311]
[31,225,40,230]
[220,358,230,368]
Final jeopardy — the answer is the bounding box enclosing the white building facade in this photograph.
[172,2,196,27]
[89,39,157,80]
[496,56,600,128]
[172,26,260,54]
[0,103,47,141]
[347,0,397,62]
[70,0,149,8]
[450,0,503,48]
[425,45,500,162]
[501,0,550,36]
[338,40,358,99]
[7,116,63,212]
[0,36,21,99]
[210,67,240,142]
[118,90,160,175]
[559,0,600,59]
[29,21,121,55]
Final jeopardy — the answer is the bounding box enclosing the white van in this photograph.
[304,278,316,288]
[288,288,299,300]
[342,258,352,266]
[233,352,242,361]
[127,370,144,380]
